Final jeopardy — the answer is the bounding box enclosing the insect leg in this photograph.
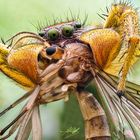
[0,109,27,136]
[0,90,32,117]
[0,85,40,136]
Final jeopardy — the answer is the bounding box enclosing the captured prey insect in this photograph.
[0,1,140,140]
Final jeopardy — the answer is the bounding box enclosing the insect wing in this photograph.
[98,71,140,109]
[91,69,140,139]
[109,75,140,109]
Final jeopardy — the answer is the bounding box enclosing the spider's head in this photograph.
[38,21,83,48]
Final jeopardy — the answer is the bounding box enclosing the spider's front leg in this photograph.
[80,2,140,97]
[104,2,140,96]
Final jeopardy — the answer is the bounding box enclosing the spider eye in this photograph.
[62,25,74,37]
[74,22,81,28]
[46,47,56,55]
[47,29,59,41]
[39,31,45,37]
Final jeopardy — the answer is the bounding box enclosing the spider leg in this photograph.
[76,91,111,140]
[117,36,139,95]
[103,3,140,96]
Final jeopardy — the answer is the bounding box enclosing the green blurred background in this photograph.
[0,0,140,140]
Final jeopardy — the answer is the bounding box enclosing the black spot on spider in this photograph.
[116,90,124,98]
[39,32,45,37]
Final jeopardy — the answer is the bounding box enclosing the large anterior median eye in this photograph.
[46,47,56,55]
[61,25,74,37]
[47,29,60,41]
